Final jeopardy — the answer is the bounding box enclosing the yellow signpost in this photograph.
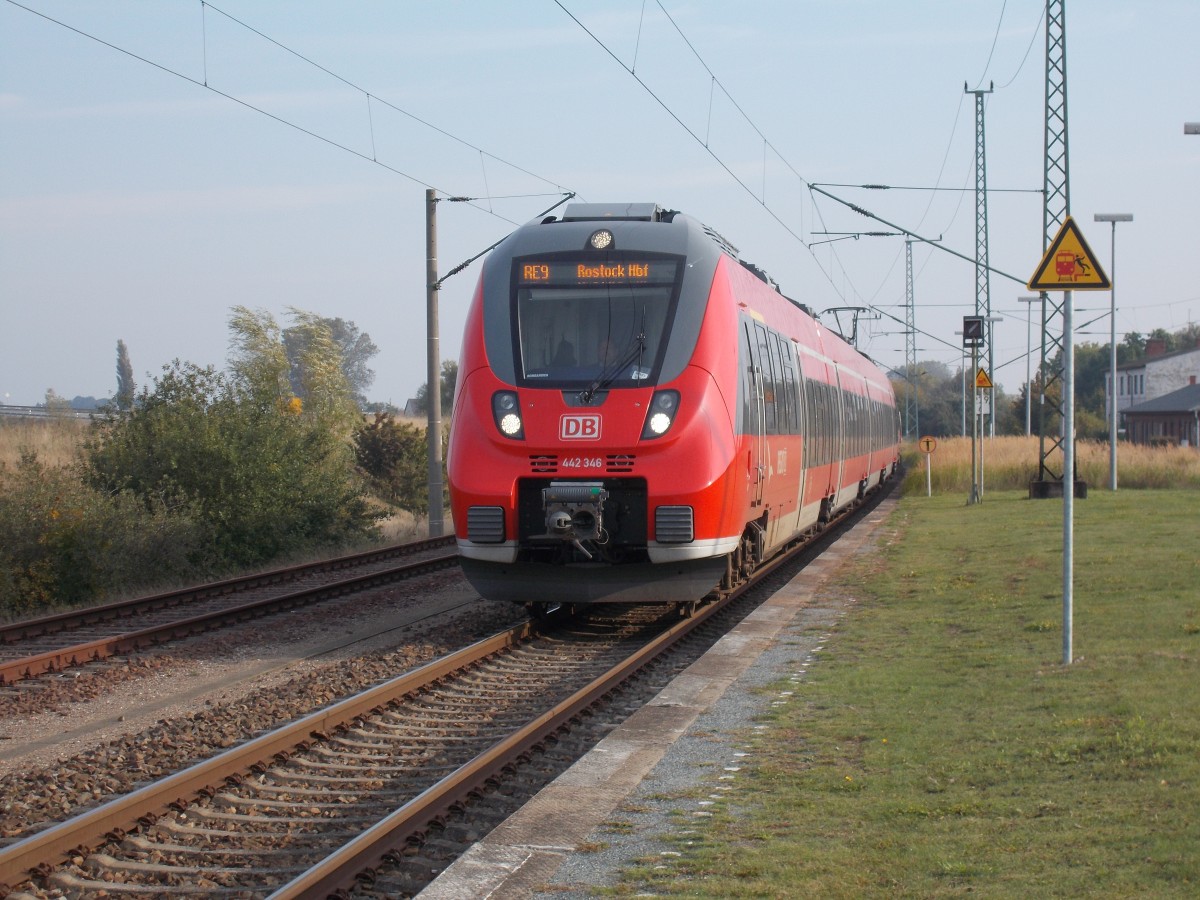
[919,435,936,496]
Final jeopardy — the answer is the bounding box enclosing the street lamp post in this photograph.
[1018,296,1039,436]
[1094,213,1133,491]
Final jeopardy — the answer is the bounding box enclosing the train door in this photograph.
[832,365,847,503]
[786,341,807,517]
[755,323,779,508]
[741,319,766,507]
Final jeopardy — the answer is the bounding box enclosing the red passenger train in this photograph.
[447,202,899,612]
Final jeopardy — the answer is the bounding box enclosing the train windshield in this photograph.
[512,255,682,387]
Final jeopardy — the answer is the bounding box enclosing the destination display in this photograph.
[516,258,677,286]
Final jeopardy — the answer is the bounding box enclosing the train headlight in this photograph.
[492,391,524,440]
[589,229,614,250]
[640,390,680,440]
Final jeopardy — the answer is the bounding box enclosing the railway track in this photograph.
[0,605,688,896]
[0,481,894,898]
[0,536,457,687]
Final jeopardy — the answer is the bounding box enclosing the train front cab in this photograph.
[449,225,746,607]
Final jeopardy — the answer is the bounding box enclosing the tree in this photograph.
[115,339,135,410]
[1120,331,1145,364]
[227,306,291,408]
[86,318,379,570]
[283,314,378,406]
[278,310,361,434]
[1072,342,1110,439]
[353,412,434,515]
[412,360,459,416]
[228,307,361,432]
[893,360,962,438]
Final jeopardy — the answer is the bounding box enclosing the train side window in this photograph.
[805,380,818,463]
[819,381,831,466]
[831,377,843,463]
[809,381,819,464]
[754,323,777,434]
[816,380,827,466]
[783,365,799,437]
[741,320,762,434]
[768,334,787,434]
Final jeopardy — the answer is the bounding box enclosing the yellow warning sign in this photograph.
[975,368,993,389]
[1027,215,1110,291]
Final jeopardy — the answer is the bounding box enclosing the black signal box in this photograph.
[962,316,984,348]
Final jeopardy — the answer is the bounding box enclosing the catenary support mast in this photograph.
[1033,0,1071,492]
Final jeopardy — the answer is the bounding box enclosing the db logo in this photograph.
[560,414,602,441]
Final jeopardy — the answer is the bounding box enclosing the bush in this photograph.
[0,451,211,616]
[85,360,380,571]
[353,412,439,516]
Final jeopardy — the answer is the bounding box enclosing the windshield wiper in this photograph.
[579,307,648,405]
[578,337,644,404]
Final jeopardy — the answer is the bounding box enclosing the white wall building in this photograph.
[1107,339,1200,425]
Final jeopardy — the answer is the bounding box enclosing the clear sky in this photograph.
[2,1,1197,407]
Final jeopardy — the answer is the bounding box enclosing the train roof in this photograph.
[546,202,814,319]
[477,202,884,382]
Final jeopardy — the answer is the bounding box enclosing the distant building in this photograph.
[1107,338,1200,431]
[1122,383,1200,448]
[403,398,422,418]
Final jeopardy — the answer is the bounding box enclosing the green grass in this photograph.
[619,490,1200,897]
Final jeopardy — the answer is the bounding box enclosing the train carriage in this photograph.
[447,202,899,612]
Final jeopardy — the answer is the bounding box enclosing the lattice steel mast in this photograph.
[966,81,995,437]
[1034,0,1070,490]
[903,239,918,439]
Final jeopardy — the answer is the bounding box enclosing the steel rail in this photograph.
[268,496,864,897]
[0,544,458,685]
[1,535,454,644]
[267,562,773,898]
[0,619,537,888]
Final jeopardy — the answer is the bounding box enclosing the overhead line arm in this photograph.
[808,184,1027,286]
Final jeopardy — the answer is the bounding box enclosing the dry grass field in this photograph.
[0,417,91,470]
[902,434,1200,494]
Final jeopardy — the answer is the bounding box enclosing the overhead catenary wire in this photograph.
[552,0,1044,350]
[6,0,575,226]
[551,1,819,268]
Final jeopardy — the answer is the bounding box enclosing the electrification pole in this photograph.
[966,82,995,437]
[1033,0,1071,496]
[425,189,444,537]
[904,240,918,439]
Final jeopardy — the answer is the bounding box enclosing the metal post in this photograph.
[1095,213,1133,491]
[961,355,967,438]
[1019,296,1039,436]
[425,189,444,537]
[1062,289,1074,664]
[1108,222,1117,491]
[969,343,980,505]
